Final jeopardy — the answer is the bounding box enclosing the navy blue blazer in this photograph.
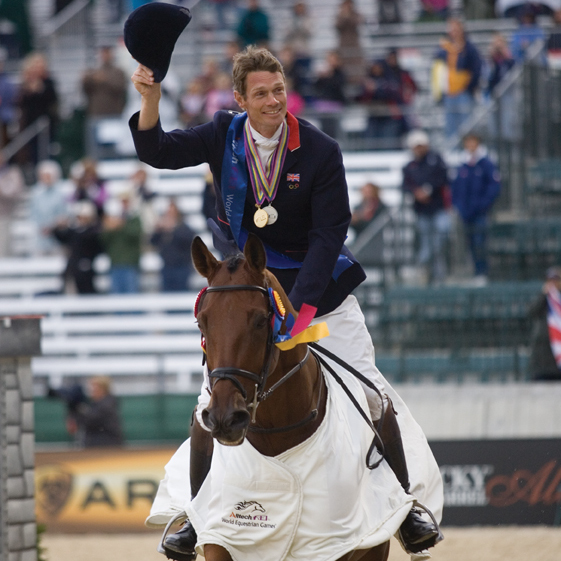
[130,110,366,316]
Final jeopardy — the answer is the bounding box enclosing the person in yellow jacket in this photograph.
[433,18,482,138]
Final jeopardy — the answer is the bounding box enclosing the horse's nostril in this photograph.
[201,408,215,431]
[228,409,251,431]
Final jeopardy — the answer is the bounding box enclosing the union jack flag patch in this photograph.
[287,173,300,182]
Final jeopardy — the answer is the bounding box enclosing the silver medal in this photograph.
[264,205,278,225]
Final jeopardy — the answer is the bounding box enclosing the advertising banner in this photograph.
[431,439,561,526]
[35,448,175,533]
[36,439,561,532]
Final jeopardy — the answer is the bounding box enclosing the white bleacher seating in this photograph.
[1,292,205,395]
[10,152,408,259]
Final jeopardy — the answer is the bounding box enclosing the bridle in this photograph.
[196,284,322,433]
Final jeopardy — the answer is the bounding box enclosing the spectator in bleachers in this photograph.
[236,0,270,48]
[313,51,347,103]
[496,0,555,18]
[528,266,561,381]
[356,59,402,145]
[51,200,103,294]
[402,129,451,285]
[451,133,501,284]
[356,50,417,147]
[486,33,516,95]
[378,0,402,24]
[128,166,158,240]
[384,49,418,106]
[0,48,17,149]
[335,0,365,85]
[82,45,128,117]
[0,152,25,257]
[15,52,59,174]
[418,0,449,22]
[283,0,313,92]
[101,192,143,294]
[70,158,108,220]
[312,51,347,139]
[509,5,546,63]
[204,72,237,117]
[433,18,482,139]
[74,376,124,447]
[150,199,195,292]
[29,160,68,256]
[179,78,209,128]
[278,45,312,100]
[350,182,387,235]
[82,45,128,157]
[284,2,312,60]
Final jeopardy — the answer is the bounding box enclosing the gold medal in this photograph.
[254,207,269,228]
[264,205,278,225]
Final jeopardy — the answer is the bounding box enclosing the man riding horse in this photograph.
[126,4,443,558]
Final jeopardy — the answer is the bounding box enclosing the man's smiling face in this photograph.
[235,71,287,138]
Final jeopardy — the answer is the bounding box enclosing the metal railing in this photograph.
[1,116,51,163]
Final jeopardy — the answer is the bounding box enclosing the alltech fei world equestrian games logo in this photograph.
[222,501,277,529]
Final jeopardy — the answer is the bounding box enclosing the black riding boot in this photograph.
[375,400,443,554]
[163,412,214,561]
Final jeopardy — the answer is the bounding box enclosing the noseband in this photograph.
[197,284,318,432]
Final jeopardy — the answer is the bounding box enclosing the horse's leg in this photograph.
[203,543,233,561]
[337,541,390,561]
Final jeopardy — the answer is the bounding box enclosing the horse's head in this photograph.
[192,234,290,446]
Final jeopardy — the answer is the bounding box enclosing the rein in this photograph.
[198,284,321,434]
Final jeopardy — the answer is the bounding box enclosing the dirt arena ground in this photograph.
[43,527,561,561]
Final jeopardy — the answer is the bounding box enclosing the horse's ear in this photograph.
[191,236,219,279]
[243,233,267,273]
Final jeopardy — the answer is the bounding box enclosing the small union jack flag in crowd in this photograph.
[287,173,300,182]
[546,285,561,368]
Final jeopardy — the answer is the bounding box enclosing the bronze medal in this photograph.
[254,207,269,228]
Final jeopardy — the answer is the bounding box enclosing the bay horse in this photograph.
[189,234,405,561]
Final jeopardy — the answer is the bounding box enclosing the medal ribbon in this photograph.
[219,113,355,278]
[244,119,289,206]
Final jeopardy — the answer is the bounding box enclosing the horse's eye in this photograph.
[254,314,269,330]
